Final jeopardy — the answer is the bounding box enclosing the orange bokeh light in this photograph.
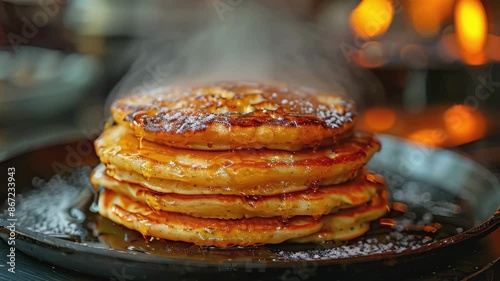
[407,129,447,147]
[443,105,487,145]
[350,0,394,39]
[485,34,500,61]
[407,0,454,37]
[455,0,487,65]
[363,107,396,132]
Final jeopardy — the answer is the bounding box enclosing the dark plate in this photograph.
[0,135,499,280]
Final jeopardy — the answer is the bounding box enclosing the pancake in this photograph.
[98,188,388,247]
[91,164,382,219]
[98,189,322,247]
[290,188,389,243]
[105,165,333,196]
[94,125,380,194]
[111,81,356,151]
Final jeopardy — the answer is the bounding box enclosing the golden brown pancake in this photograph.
[290,187,389,243]
[111,81,356,151]
[94,80,388,246]
[94,125,380,194]
[98,189,322,247]
[104,165,325,196]
[98,188,388,247]
[91,164,382,219]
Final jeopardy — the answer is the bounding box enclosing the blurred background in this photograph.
[0,0,499,276]
[0,0,499,160]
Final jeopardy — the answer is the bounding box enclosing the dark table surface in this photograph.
[0,231,498,281]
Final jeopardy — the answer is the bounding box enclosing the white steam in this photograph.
[106,1,383,112]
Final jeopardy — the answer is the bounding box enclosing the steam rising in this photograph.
[106,1,383,112]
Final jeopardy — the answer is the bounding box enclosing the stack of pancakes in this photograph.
[91,81,388,247]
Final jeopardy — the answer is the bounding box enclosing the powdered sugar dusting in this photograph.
[276,233,432,261]
[119,82,356,134]
[274,166,474,262]
[287,93,355,128]
[7,167,93,237]
[315,103,354,129]
[142,111,226,134]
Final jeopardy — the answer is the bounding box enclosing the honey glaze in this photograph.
[91,164,383,219]
[94,126,380,192]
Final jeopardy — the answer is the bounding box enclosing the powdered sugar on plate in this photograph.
[275,233,432,261]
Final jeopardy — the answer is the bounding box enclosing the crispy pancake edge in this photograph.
[91,164,381,219]
[97,188,388,247]
[94,125,381,190]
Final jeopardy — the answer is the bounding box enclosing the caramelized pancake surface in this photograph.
[98,188,388,247]
[290,187,389,243]
[91,164,382,219]
[95,125,380,193]
[98,189,322,247]
[105,165,323,196]
[112,81,356,151]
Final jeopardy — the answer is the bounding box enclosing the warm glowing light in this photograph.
[444,105,487,145]
[363,107,396,132]
[407,0,454,37]
[455,0,487,65]
[408,129,447,147]
[486,34,500,61]
[350,0,394,39]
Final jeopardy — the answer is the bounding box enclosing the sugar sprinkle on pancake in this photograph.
[112,81,356,151]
